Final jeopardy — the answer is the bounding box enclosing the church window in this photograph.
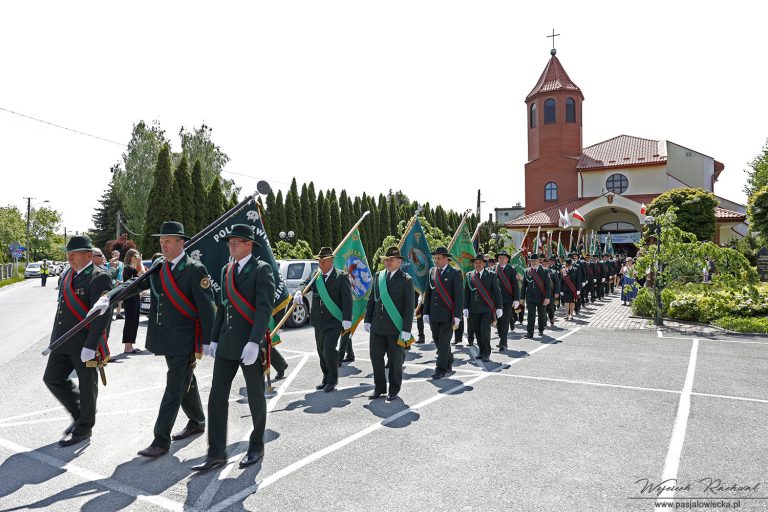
[545,182,558,201]
[530,103,537,128]
[606,173,629,194]
[600,221,636,232]
[544,99,556,123]
[566,97,576,123]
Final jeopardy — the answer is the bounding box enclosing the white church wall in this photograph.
[580,165,667,197]
[666,141,715,192]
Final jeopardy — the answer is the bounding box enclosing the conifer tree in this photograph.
[317,190,331,248]
[264,190,277,242]
[172,155,195,233]
[378,194,391,240]
[205,176,226,227]
[191,159,207,234]
[274,190,287,238]
[328,189,341,247]
[141,144,176,254]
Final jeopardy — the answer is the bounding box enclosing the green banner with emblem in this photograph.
[449,223,475,274]
[333,228,372,333]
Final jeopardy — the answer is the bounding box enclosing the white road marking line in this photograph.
[192,353,310,511]
[658,333,768,345]
[657,330,663,338]
[0,436,184,511]
[691,392,768,405]
[482,372,682,396]
[0,407,161,428]
[206,327,581,511]
[278,374,476,397]
[275,348,313,355]
[657,338,699,507]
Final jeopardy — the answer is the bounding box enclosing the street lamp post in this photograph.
[644,215,663,326]
[279,230,296,244]
[23,197,49,266]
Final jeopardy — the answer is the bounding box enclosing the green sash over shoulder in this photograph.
[378,271,415,347]
[315,270,343,322]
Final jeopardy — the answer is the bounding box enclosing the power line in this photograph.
[0,106,127,147]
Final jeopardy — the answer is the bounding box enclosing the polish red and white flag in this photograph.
[571,209,585,222]
[640,203,647,215]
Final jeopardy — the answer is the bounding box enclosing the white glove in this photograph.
[88,296,110,316]
[342,320,352,330]
[293,291,303,305]
[601,278,605,282]
[453,317,460,327]
[241,342,260,366]
[80,347,96,362]
[400,331,411,340]
[210,342,217,357]
[423,315,430,324]
[463,309,469,318]
[203,344,210,356]
[577,291,581,295]
[513,301,520,309]
[364,323,371,332]
[496,309,503,318]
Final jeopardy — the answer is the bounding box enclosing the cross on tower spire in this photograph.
[547,29,560,55]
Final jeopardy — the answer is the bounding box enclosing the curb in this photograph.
[629,314,768,337]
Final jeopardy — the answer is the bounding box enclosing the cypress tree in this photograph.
[205,176,226,226]
[307,182,319,251]
[141,144,176,254]
[264,190,277,242]
[285,179,299,237]
[172,155,195,233]
[91,173,124,250]
[274,190,287,239]
[353,196,365,253]
[299,183,311,245]
[388,194,398,235]
[434,206,448,233]
[328,189,341,247]
[317,191,331,248]
[339,190,351,234]
[191,159,207,234]
[229,190,238,209]
[378,194,390,240]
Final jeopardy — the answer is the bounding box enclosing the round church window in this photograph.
[606,173,629,194]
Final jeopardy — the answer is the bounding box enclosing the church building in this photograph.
[505,48,748,255]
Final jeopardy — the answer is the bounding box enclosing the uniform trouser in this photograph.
[430,321,455,372]
[153,354,205,450]
[208,356,266,458]
[315,325,341,386]
[338,333,355,359]
[416,315,425,339]
[469,312,492,358]
[590,281,597,302]
[370,332,404,395]
[517,305,525,324]
[43,348,98,436]
[271,347,288,372]
[496,303,514,347]
[453,317,464,343]
[526,303,547,335]
[41,274,48,286]
[547,300,556,323]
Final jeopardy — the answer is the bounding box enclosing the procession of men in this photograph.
[43,215,631,475]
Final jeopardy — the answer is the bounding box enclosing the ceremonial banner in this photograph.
[450,223,475,274]
[186,197,291,343]
[558,239,567,258]
[510,250,527,288]
[400,219,434,294]
[333,229,372,332]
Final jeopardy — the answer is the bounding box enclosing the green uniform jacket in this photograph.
[464,269,503,314]
[423,265,464,322]
[299,267,353,330]
[211,258,275,361]
[110,255,216,356]
[547,268,561,298]
[52,263,113,353]
[521,266,553,305]
[365,269,415,336]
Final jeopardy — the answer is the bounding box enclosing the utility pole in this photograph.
[116,210,121,240]
[476,189,481,219]
[24,197,33,267]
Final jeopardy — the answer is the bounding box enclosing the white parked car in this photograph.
[276,259,319,328]
[24,262,41,278]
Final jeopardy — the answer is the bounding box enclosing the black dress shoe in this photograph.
[498,347,506,353]
[338,360,343,367]
[539,331,545,336]
[63,422,75,436]
[343,356,355,362]
[315,383,327,390]
[474,354,483,359]
[447,360,453,371]
[137,445,168,457]
[172,426,205,441]
[191,457,227,471]
[431,370,446,380]
[386,394,399,402]
[524,333,534,339]
[274,367,286,380]
[482,356,490,363]
[59,432,91,447]
[324,383,336,392]
[368,391,386,400]
[416,337,425,344]
[239,449,264,468]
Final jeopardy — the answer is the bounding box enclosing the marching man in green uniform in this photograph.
[463,254,502,362]
[364,246,415,401]
[90,221,216,458]
[192,224,274,471]
[293,247,352,393]
[44,235,113,446]
[423,247,463,380]
[542,256,561,327]
[520,253,552,339]
[494,250,520,350]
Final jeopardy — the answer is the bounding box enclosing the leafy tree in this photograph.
[646,188,717,241]
[179,123,231,192]
[273,239,313,260]
[328,189,341,247]
[204,176,226,227]
[190,159,207,234]
[744,138,768,196]
[0,206,26,263]
[91,171,124,249]
[748,185,768,241]
[114,120,170,237]
[29,207,63,261]
[317,191,331,248]
[140,144,176,254]
[172,155,195,234]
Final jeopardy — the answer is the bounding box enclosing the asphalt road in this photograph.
[0,281,766,511]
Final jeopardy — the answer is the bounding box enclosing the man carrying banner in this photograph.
[494,250,520,350]
[364,246,414,400]
[520,253,551,339]
[423,247,463,379]
[192,224,274,471]
[542,256,561,326]
[568,252,583,315]
[89,221,216,457]
[294,247,352,393]
[44,235,113,447]
[463,254,502,362]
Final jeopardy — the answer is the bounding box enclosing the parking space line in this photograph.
[657,338,699,506]
[277,348,314,355]
[658,331,768,345]
[481,372,682,396]
[206,327,581,512]
[0,436,184,511]
[691,392,768,405]
[0,406,162,428]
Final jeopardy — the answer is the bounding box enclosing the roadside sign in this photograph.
[9,242,20,252]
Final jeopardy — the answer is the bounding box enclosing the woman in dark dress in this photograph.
[122,249,145,354]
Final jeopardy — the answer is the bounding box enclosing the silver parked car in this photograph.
[276,259,319,328]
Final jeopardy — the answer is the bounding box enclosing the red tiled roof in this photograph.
[526,53,583,101]
[715,207,746,221]
[506,197,592,227]
[577,135,666,170]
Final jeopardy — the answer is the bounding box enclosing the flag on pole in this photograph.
[572,209,585,222]
[532,226,542,255]
[333,229,373,333]
[640,203,647,215]
[510,250,527,287]
[606,232,615,256]
[559,209,571,228]
[450,222,476,273]
[186,196,291,345]
[400,219,434,295]
[557,231,567,258]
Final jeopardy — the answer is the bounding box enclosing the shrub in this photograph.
[713,316,768,333]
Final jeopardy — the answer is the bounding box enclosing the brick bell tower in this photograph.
[524,48,584,214]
